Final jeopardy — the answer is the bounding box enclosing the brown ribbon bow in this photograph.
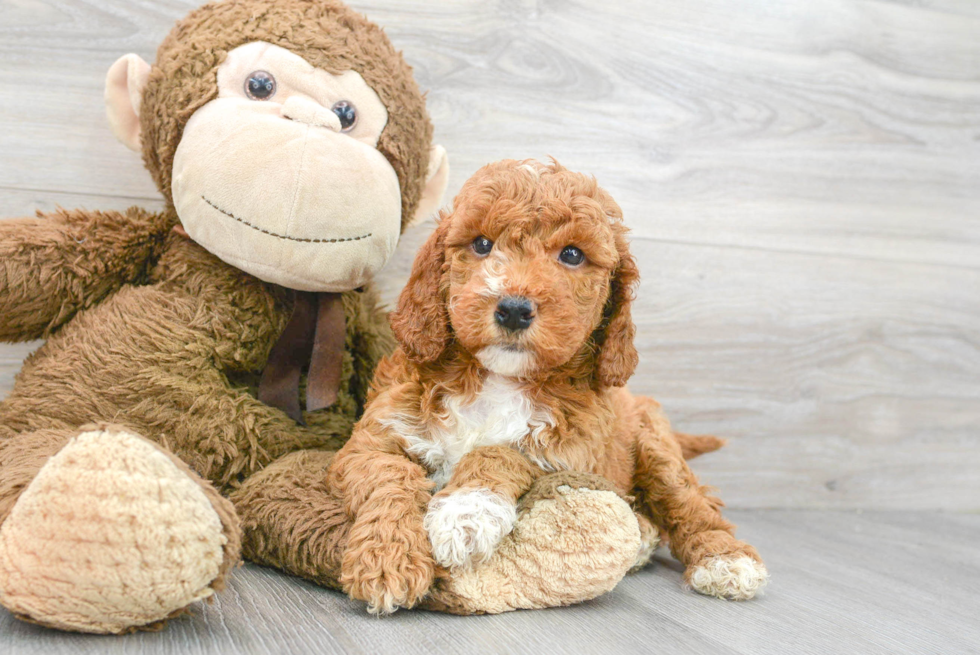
[172,225,345,424]
[258,290,346,425]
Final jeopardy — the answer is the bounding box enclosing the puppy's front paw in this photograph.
[341,516,435,614]
[687,555,769,600]
[342,556,433,615]
[424,489,517,569]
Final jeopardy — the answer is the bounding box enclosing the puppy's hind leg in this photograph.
[633,407,768,600]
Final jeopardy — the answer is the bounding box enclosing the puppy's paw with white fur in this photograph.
[424,489,517,569]
[687,555,769,600]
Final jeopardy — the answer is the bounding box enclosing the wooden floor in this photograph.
[1,510,977,655]
[1,0,978,653]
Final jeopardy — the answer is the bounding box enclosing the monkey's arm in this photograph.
[0,206,173,342]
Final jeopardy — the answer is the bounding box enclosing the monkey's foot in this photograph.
[421,472,640,614]
[0,425,240,633]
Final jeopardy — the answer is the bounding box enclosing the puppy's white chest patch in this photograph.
[397,374,553,488]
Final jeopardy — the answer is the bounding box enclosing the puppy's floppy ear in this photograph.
[595,233,640,387]
[390,215,452,362]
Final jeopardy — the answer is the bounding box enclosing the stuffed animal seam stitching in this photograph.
[201,196,372,243]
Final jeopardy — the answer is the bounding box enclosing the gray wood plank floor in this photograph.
[2,510,977,655]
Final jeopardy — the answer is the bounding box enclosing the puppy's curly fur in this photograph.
[329,159,768,613]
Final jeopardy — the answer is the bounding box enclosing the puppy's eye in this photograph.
[472,236,493,256]
[559,245,585,266]
[331,101,357,131]
[245,71,276,100]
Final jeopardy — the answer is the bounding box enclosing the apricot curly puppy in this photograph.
[329,159,768,613]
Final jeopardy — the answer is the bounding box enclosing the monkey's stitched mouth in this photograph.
[202,196,372,244]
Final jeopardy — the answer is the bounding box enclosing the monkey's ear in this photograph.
[105,54,152,152]
[407,145,450,228]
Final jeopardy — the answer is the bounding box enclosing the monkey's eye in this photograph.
[559,246,585,267]
[244,71,276,100]
[331,101,357,132]
[472,236,493,256]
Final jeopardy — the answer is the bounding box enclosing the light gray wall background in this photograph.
[1,0,977,511]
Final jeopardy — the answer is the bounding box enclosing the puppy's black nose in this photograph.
[494,296,535,332]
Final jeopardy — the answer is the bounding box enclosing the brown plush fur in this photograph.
[230,450,349,590]
[330,160,763,612]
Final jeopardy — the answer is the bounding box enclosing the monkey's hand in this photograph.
[0,207,172,342]
[340,489,436,615]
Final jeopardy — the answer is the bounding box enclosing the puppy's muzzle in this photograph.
[494,296,535,332]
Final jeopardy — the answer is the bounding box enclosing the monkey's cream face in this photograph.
[172,42,401,292]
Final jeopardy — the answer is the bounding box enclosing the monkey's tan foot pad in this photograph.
[422,477,641,614]
[0,427,233,634]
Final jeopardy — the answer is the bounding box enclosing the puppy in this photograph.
[329,159,768,614]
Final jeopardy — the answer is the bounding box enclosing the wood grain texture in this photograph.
[0,0,978,510]
[1,510,977,655]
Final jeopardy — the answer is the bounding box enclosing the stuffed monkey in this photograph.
[0,0,644,633]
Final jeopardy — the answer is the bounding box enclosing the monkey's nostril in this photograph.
[494,296,535,332]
